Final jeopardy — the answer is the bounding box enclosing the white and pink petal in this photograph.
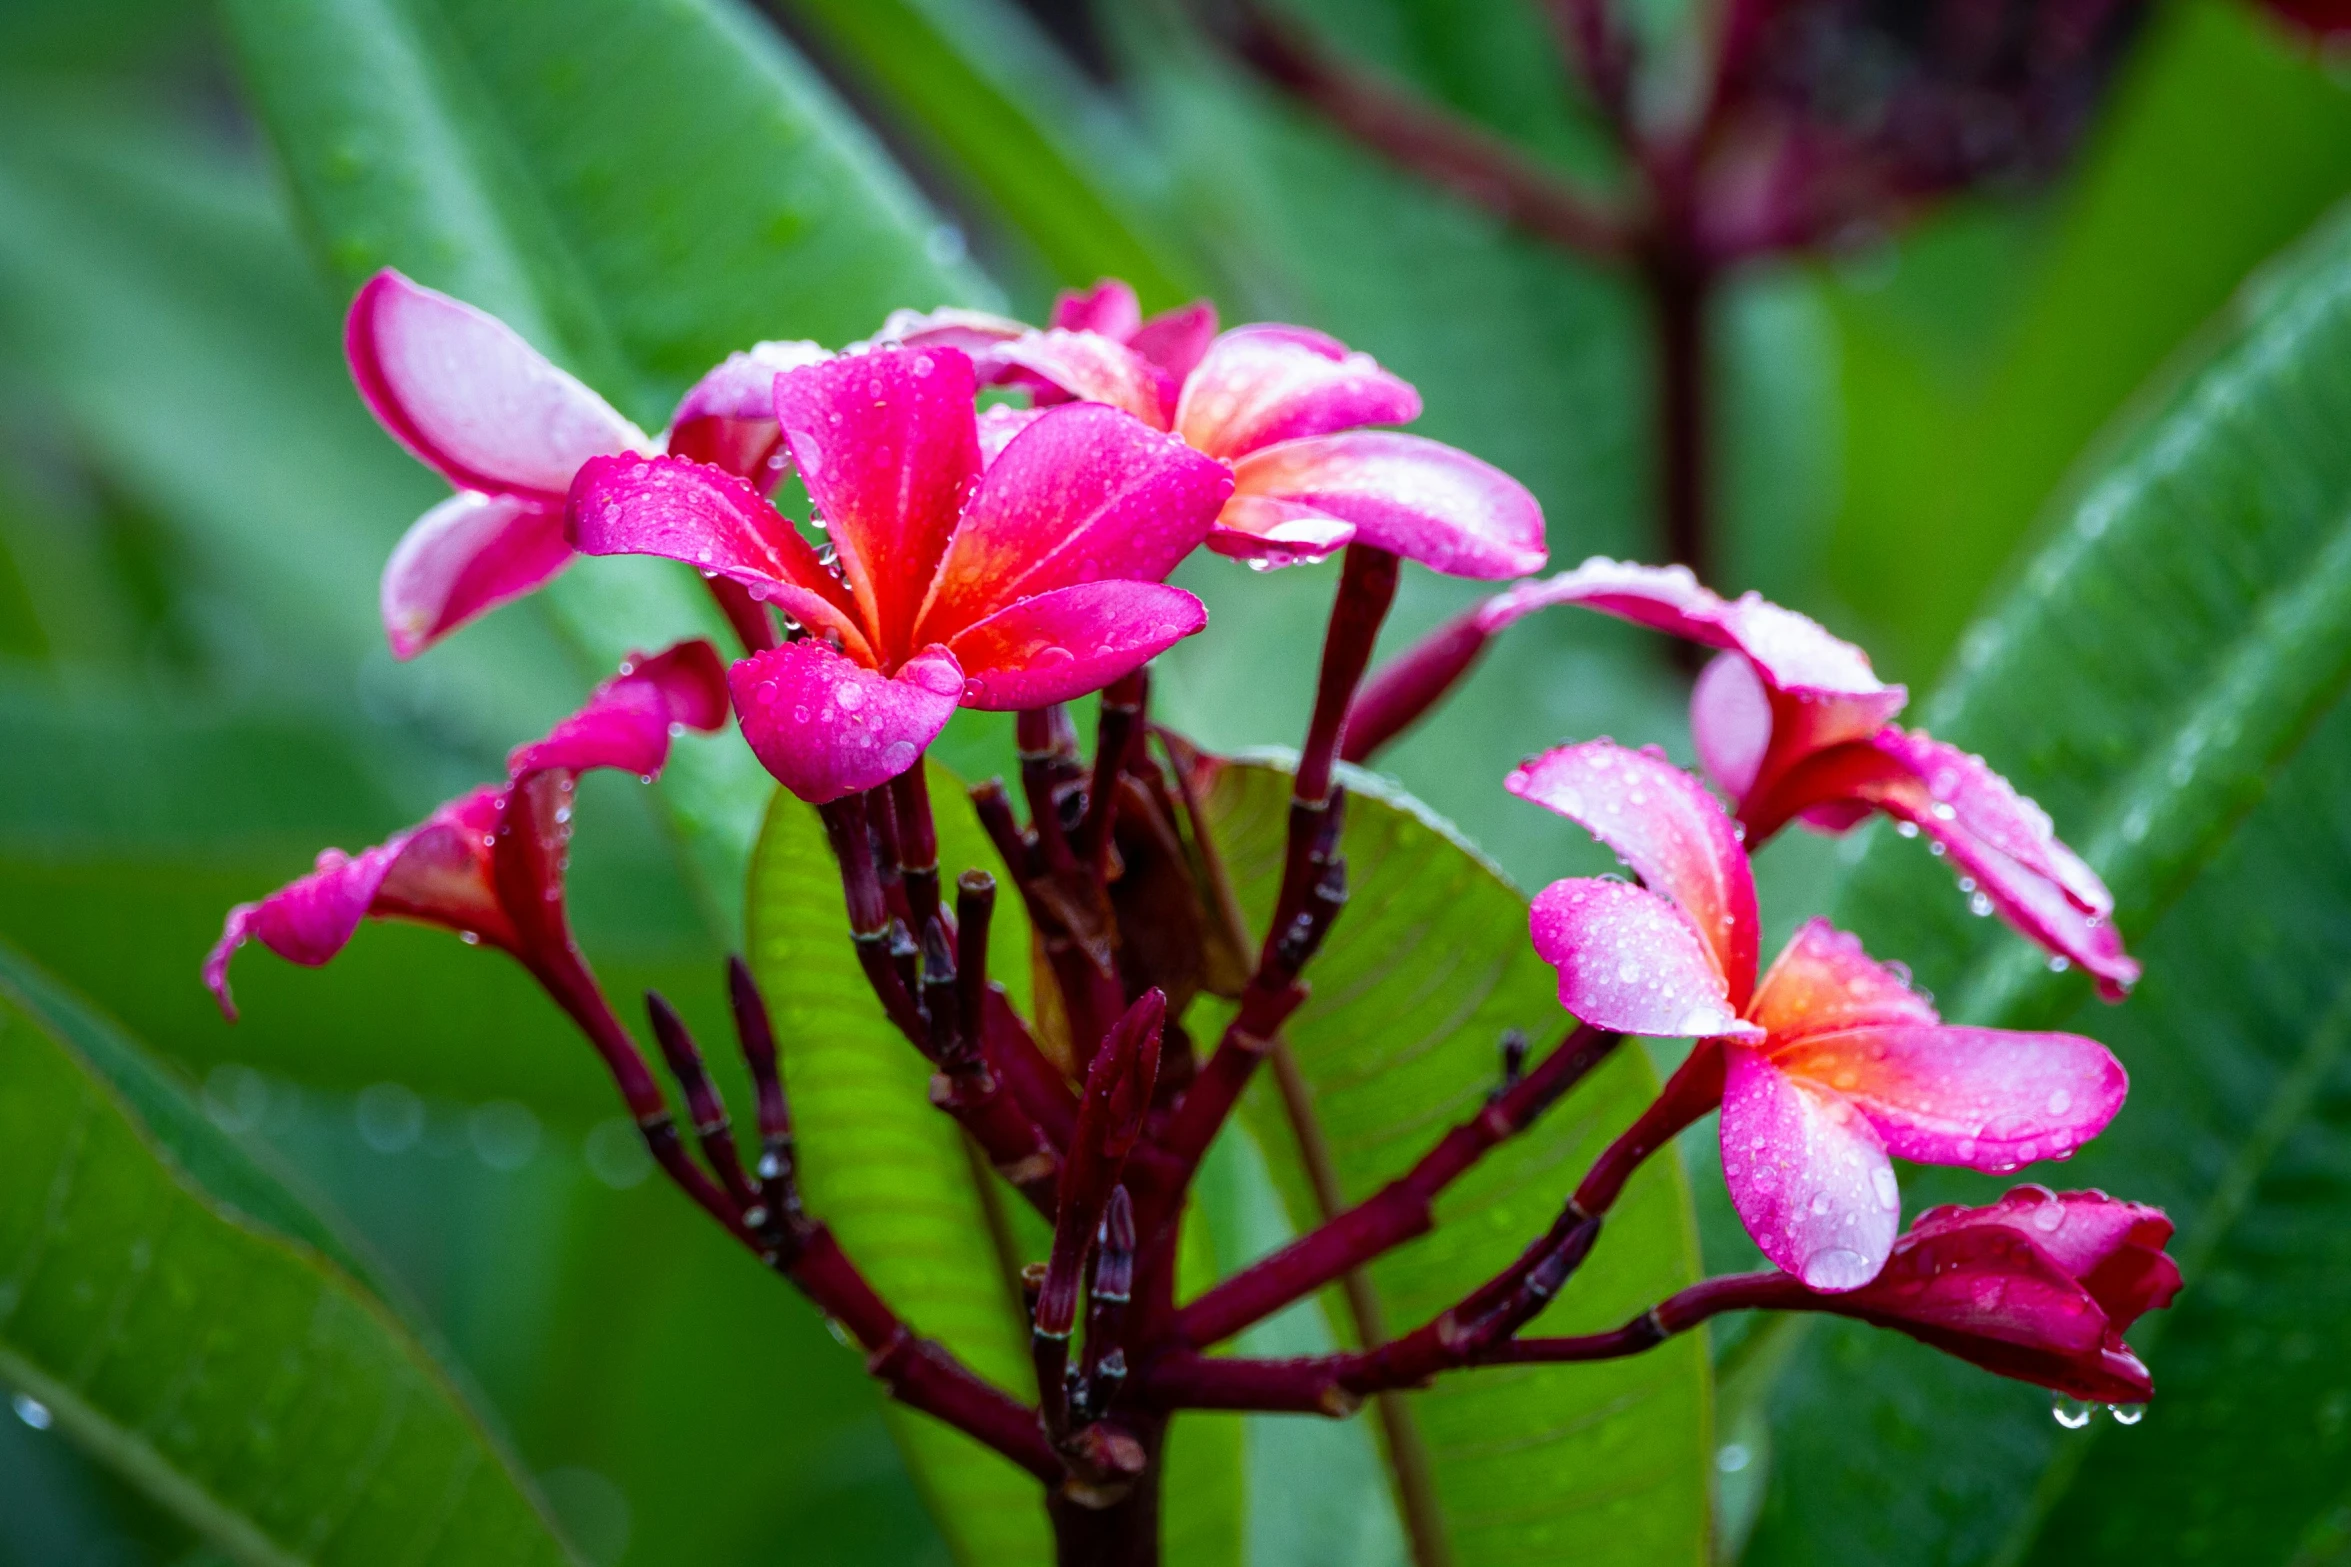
[379,491,574,660]
[1228,432,1545,581]
[1719,1046,1902,1291]
[728,641,964,804]
[1527,877,1762,1041]
[1172,325,1421,460]
[946,582,1208,710]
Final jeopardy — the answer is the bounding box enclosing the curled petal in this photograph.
[1128,301,1219,382]
[991,329,1176,426]
[1910,1187,2180,1333]
[1173,325,1422,460]
[508,640,730,780]
[204,788,508,1020]
[1719,1046,1901,1291]
[380,492,573,660]
[1527,878,1761,1041]
[1870,731,2113,914]
[1230,432,1545,580]
[1750,918,1940,1039]
[1508,741,1760,1005]
[566,454,869,658]
[947,581,1208,710]
[1770,1023,2126,1173]
[1051,279,1143,339]
[1204,494,1357,567]
[728,640,963,804]
[774,348,981,664]
[1692,651,1775,802]
[870,305,1031,356]
[345,270,644,497]
[918,403,1230,641]
[670,340,832,426]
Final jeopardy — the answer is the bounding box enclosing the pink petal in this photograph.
[1172,325,1422,460]
[1129,301,1219,382]
[1911,1187,2179,1331]
[1769,1024,2127,1173]
[1229,432,1546,580]
[773,348,981,665]
[1692,651,1774,801]
[728,640,963,804]
[1204,495,1357,567]
[566,454,871,659]
[205,787,507,1020]
[977,406,1048,466]
[916,403,1230,642]
[1527,878,1763,1041]
[508,640,730,780]
[1871,731,2114,914]
[1750,918,1940,1039]
[990,330,1176,427]
[947,582,1208,710]
[345,270,644,498]
[1507,740,1760,1005]
[870,305,1031,357]
[1719,1045,1901,1291]
[1852,1219,2112,1358]
[670,340,832,426]
[379,492,573,659]
[1051,280,1143,339]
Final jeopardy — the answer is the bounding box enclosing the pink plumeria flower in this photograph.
[1511,739,2127,1289]
[1696,1186,2179,1403]
[205,640,728,1017]
[566,345,1230,804]
[1381,558,2133,997]
[886,278,1545,576]
[351,269,826,657]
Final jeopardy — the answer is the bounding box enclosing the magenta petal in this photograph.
[1205,495,1357,567]
[947,582,1207,710]
[508,640,730,781]
[773,347,981,663]
[1772,1024,2127,1173]
[380,492,573,659]
[1173,325,1422,460]
[1051,279,1144,339]
[206,845,401,1018]
[871,305,1031,357]
[1508,741,1760,1005]
[990,330,1176,427]
[1855,1220,2112,1357]
[566,454,871,659]
[728,641,962,804]
[1129,301,1219,381]
[1527,878,1762,1040]
[1915,1188,2181,1333]
[1750,919,1940,1038]
[671,340,830,425]
[1229,432,1546,580]
[918,403,1230,641]
[1720,1045,1901,1291]
[1870,730,2115,916]
[345,270,643,497]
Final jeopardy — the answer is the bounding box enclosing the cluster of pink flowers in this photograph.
[208,269,2174,1437]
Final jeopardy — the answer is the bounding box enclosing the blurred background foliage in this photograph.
[1,0,2349,1561]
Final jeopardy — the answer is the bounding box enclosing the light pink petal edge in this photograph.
[729,640,963,804]
[1230,431,1545,580]
[380,492,573,659]
[1527,878,1762,1041]
[1719,1045,1901,1291]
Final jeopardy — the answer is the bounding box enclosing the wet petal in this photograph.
[947,582,1207,710]
[1750,918,1940,1039]
[1910,1187,2179,1333]
[1173,325,1421,460]
[869,305,1031,356]
[1129,301,1219,381]
[1527,878,1761,1040]
[1692,651,1774,801]
[1719,1045,1901,1291]
[1230,432,1545,580]
[566,454,869,658]
[1051,279,1143,339]
[1769,1023,2126,1173]
[670,340,832,426]
[990,329,1176,426]
[380,492,573,659]
[1509,740,1760,1005]
[773,347,981,665]
[728,639,963,804]
[918,403,1230,641]
[1203,494,1357,567]
[977,405,1048,466]
[345,270,644,497]
[507,639,730,780]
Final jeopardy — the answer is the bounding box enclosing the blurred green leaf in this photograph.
[1746,195,2351,1565]
[780,0,1204,307]
[1197,758,1710,1566]
[0,939,578,1567]
[746,762,1051,1565]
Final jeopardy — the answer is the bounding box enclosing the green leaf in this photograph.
[0,938,578,1567]
[1195,758,1711,1566]
[221,0,991,938]
[1746,203,2351,1565]
[779,0,1204,307]
[746,762,1051,1565]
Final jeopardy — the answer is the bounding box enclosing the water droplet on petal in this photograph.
[2046,1088,2072,1116]
[1871,1167,1900,1210]
[2052,1397,2094,1429]
[2108,1403,2145,1426]
[1801,1248,1875,1290]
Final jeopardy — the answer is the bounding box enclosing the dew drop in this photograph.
[2046,1089,2072,1116]
[11,1394,50,1431]
[2052,1397,2094,1429]
[1893,820,1919,839]
[1969,892,1995,918]
[1871,1166,1901,1210]
[2108,1403,2145,1426]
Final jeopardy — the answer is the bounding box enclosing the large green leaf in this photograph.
[0,939,577,1567]
[1197,758,1710,1566]
[1745,203,2351,1564]
[747,763,1052,1565]
[222,0,988,939]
